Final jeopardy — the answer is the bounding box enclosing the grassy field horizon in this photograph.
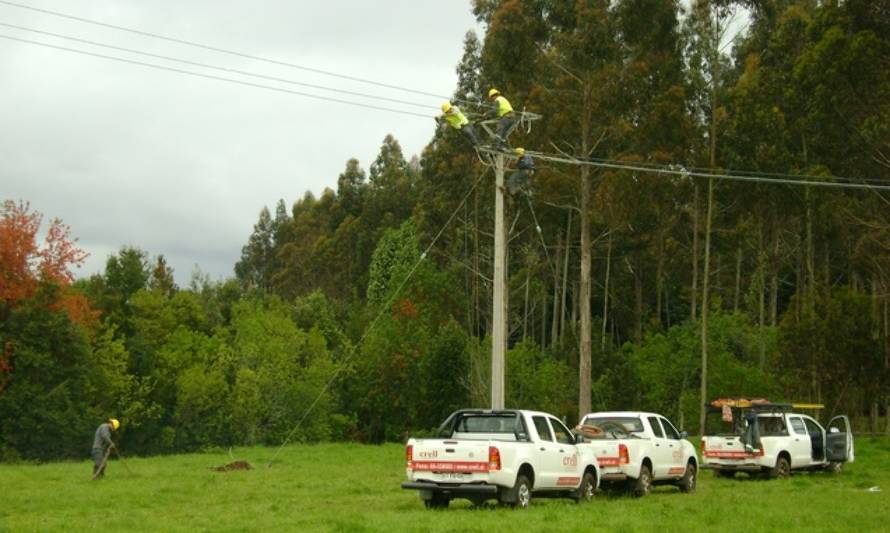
[2,438,889,532]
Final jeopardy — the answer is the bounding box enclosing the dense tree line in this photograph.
[2,0,888,460]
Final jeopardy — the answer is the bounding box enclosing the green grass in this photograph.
[1,439,889,532]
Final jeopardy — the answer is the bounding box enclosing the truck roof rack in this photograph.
[706,398,824,413]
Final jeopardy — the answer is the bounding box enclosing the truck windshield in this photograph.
[580,416,643,439]
[437,413,528,440]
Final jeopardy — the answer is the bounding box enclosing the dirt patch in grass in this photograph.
[210,461,252,472]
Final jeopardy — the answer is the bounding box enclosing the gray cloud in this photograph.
[1,0,479,284]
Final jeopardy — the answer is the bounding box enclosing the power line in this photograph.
[0,0,455,103]
[0,21,438,110]
[479,147,890,191]
[0,33,435,119]
[581,154,890,186]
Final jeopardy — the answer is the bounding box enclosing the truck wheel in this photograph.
[505,475,532,509]
[630,465,652,497]
[827,462,843,474]
[769,457,790,479]
[574,471,597,503]
[678,462,697,493]
[423,493,449,509]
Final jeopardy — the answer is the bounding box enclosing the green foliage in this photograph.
[627,311,779,433]
[506,340,575,419]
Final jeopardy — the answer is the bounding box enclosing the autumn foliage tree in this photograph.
[1,200,89,307]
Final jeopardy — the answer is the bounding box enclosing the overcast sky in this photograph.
[1,1,480,285]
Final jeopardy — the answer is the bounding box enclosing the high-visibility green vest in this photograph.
[495,96,513,117]
[445,107,469,129]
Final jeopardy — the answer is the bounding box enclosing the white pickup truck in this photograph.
[701,403,855,478]
[576,411,698,496]
[402,409,601,508]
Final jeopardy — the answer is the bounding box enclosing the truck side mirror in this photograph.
[680,431,689,439]
[575,434,586,444]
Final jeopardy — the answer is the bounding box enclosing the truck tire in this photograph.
[504,474,532,509]
[678,462,697,493]
[630,464,652,497]
[574,471,597,503]
[423,493,449,509]
[827,462,843,474]
[769,456,790,479]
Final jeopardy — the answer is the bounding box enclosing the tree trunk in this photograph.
[699,178,715,435]
[769,228,780,326]
[560,212,573,341]
[634,255,643,344]
[551,233,562,347]
[523,263,530,341]
[734,243,742,313]
[758,224,766,369]
[601,233,612,352]
[656,228,665,325]
[691,182,700,321]
[805,186,815,312]
[578,80,593,417]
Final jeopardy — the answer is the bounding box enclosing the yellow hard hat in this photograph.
[514,147,525,156]
[109,418,120,431]
[441,102,452,113]
[488,88,500,98]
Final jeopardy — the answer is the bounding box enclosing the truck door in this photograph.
[803,417,826,463]
[549,417,583,490]
[530,415,560,488]
[825,415,854,463]
[658,417,687,478]
[787,416,812,468]
[646,416,672,478]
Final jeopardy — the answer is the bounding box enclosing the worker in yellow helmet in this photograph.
[488,88,516,146]
[507,147,535,195]
[438,101,480,145]
[91,418,120,479]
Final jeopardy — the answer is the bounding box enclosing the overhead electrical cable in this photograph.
[476,147,890,191]
[0,21,438,110]
[0,0,463,104]
[579,154,890,186]
[0,34,435,118]
[525,150,890,191]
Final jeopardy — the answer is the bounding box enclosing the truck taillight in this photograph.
[406,444,413,469]
[488,446,501,471]
[618,444,629,464]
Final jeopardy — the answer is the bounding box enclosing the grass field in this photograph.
[2,438,888,532]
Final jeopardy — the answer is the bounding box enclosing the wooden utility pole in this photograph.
[491,152,507,409]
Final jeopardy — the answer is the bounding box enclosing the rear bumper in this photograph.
[402,481,500,497]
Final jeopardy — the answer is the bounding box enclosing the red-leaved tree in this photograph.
[1,200,89,305]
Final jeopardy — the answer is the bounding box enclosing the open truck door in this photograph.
[825,416,854,463]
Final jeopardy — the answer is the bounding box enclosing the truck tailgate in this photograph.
[582,442,625,476]
[702,435,757,463]
[408,439,492,475]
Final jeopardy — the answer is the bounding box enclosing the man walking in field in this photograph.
[91,418,119,479]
